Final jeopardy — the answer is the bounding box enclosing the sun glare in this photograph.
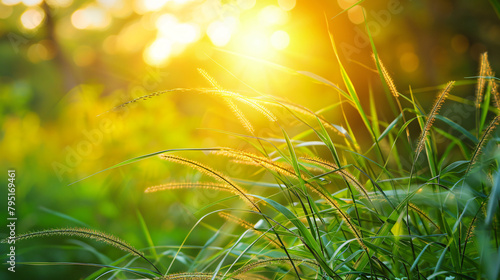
[26,0,295,65]
[144,37,172,66]
[174,23,200,44]
[242,32,270,55]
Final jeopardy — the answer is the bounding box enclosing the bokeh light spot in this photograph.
[258,5,288,26]
[156,13,178,34]
[271,30,290,50]
[21,7,45,30]
[174,23,200,44]
[97,0,130,18]
[278,0,296,11]
[45,0,72,8]
[27,43,47,63]
[97,0,119,8]
[400,52,419,73]
[237,0,255,10]
[21,0,42,6]
[71,5,111,30]
[27,40,56,63]
[347,5,364,24]
[337,0,358,10]
[240,31,269,55]
[157,14,200,44]
[137,0,170,13]
[173,0,192,4]
[117,20,151,53]
[2,0,21,5]
[207,21,232,47]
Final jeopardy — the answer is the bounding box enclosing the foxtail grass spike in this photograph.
[300,156,370,200]
[466,115,500,173]
[490,78,500,110]
[219,212,281,248]
[230,257,319,276]
[225,98,255,133]
[487,66,500,110]
[258,98,348,138]
[205,89,277,122]
[159,154,259,210]
[476,52,490,108]
[5,227,162,275]
[145,182,238,195]
[198,68,222,89]
[99,88,208,116]
[156,272,222,280]
[218,151,367,240]
[415,81,455,158]
[213,148,302,179]
[198,69,257,134]
[373,54,399,97]
[408,203,441,232]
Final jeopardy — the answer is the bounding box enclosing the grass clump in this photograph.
[13,46,500,279]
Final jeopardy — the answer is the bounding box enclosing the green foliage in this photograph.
[14,50,500,279]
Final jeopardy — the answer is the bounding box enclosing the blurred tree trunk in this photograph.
[42,2,79,93]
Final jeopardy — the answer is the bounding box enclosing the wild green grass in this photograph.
[6,46,500,279]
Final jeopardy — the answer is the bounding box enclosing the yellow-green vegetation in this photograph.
[2,1,500,280]
[9,51,500,279]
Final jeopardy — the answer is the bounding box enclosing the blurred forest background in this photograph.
[1,0,500,279]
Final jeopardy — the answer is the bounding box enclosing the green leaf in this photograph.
[252,195,336,277]
[390,210,406,237]
[39,206,90,228]
[489,0,500,19]
[486,171,500,226]
[441,160,469,175]
[136,210,159,263]
[434,115,479,144]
